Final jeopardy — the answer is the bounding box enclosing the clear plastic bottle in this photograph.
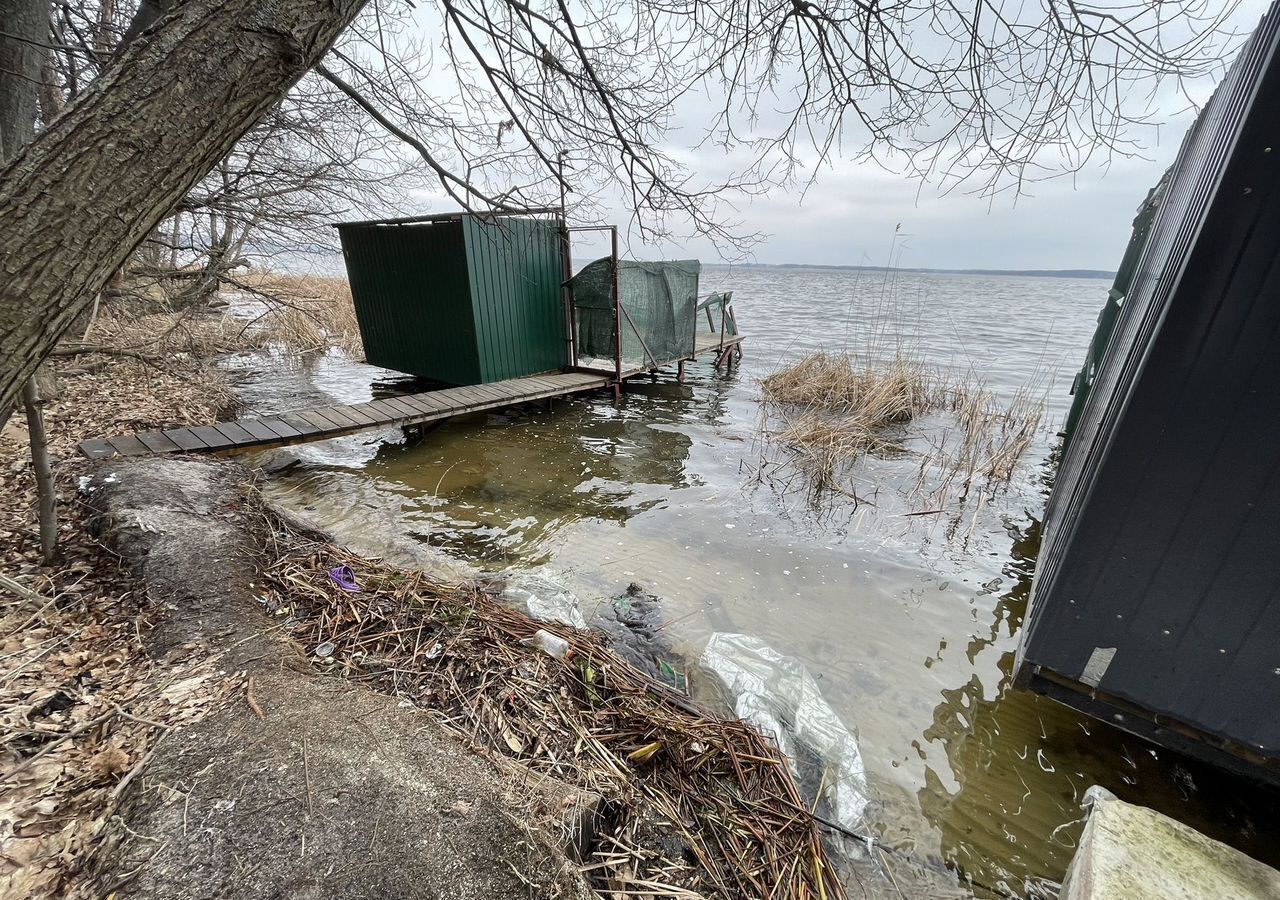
[522,628,572,660]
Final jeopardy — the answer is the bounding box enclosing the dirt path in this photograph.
[60,456,593,898]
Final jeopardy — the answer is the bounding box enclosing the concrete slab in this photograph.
[1062,787,1280,900]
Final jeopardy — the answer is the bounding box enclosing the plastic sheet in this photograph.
[700,633,870,830]
[500,574,588,630]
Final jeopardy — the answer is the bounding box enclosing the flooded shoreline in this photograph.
[226,266,1280,895]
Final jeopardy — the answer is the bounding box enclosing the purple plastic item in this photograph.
[327,565,361,592]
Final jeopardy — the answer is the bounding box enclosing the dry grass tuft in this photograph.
[761,351,937,424]
[759,350,1044,508]
[258,507,846,900]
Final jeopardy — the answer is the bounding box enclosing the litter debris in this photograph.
[327,564,361,592]
[700,632,871,830]
[262,523,846,899]
[500,574,587,629]
[521,628,572,660]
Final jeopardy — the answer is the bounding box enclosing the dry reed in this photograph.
[760,350,1044,508]
[255,504,845,900]
[230,271,362,356]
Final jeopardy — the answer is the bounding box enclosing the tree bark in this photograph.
[0,0,369,418]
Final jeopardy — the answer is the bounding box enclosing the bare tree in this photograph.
[0,0,369,420]
[36,2,407,315]
[317,0,1246,245]
[0,0,1250,414]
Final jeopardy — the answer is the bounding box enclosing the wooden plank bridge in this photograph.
[78,332,744,461]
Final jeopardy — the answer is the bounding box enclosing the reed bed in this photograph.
[760,351,1044,507]
[256,509,845,900]
[231,271,362,356]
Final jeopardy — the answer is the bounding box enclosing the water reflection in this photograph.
[357,399,698,565]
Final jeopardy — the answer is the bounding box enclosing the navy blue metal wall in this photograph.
[1016,6,1280,777]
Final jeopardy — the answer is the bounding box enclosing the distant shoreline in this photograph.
[707,262,1114,280]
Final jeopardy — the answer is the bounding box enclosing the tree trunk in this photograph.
[0,0,369,418]
[0,0,45,160]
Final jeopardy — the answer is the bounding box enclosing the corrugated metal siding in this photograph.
[1016,7,1280,764]
[462,217,566,382]
[338,221,481,383]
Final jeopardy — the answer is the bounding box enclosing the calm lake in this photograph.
[227,265,1280,897]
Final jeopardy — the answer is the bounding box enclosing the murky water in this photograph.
[226,266,1280,896]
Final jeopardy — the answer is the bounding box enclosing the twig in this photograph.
[245,676,265,720]
[111,733,168,801]
[302,735,314,816]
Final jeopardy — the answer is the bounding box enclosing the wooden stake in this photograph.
[22,376,57,564]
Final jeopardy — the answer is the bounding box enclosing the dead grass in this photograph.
[258,507,846,900]
[761,351,938,423]
[231,271,362,356]
[0,336,241,898]
[759,350,1045,508]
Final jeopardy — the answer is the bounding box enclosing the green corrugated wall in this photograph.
[463,217,566,382]
[337,216,566,385]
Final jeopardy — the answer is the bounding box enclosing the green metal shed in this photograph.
[335,212,567,385]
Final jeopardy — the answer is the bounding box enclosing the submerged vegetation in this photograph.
[760,350,1045,509]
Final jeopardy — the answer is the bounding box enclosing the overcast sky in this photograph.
[669,2,1275,272]
[405,0,1273,272]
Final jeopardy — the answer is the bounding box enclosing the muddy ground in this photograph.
[85,456,597,899]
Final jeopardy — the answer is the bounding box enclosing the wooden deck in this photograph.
[695,331,744,355]
[78,370,610,461]
[77,331,746,461]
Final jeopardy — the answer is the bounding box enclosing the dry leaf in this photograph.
[88,747,130,779]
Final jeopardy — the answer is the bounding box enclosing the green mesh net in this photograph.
[569,258,700,368]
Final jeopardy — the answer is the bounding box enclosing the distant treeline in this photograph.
[711,262,1114,280]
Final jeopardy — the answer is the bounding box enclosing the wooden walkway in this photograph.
[78,370,609,460]
[77,331,746,461]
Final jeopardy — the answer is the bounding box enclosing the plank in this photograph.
[236,419,284,442]
[452,386,498,409]
[522,376,565,393]
[106,434,151,456]
[277,413,324,437]
[394,395,440,417]
[377,397,422,419]
[348,401,405,426]
[476,384,518,403]
[310,407,362,430]
[387,395,439,418]
[294,410,344,432]
[256,416,303,439]
[79,438,117,460]
[188,425,238,449]
[400,393,450,414]
[162,428,210,451]
[360,400,412,423]
[213,421,260,446]
[135,431,183,454]
[329,404,380,427]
